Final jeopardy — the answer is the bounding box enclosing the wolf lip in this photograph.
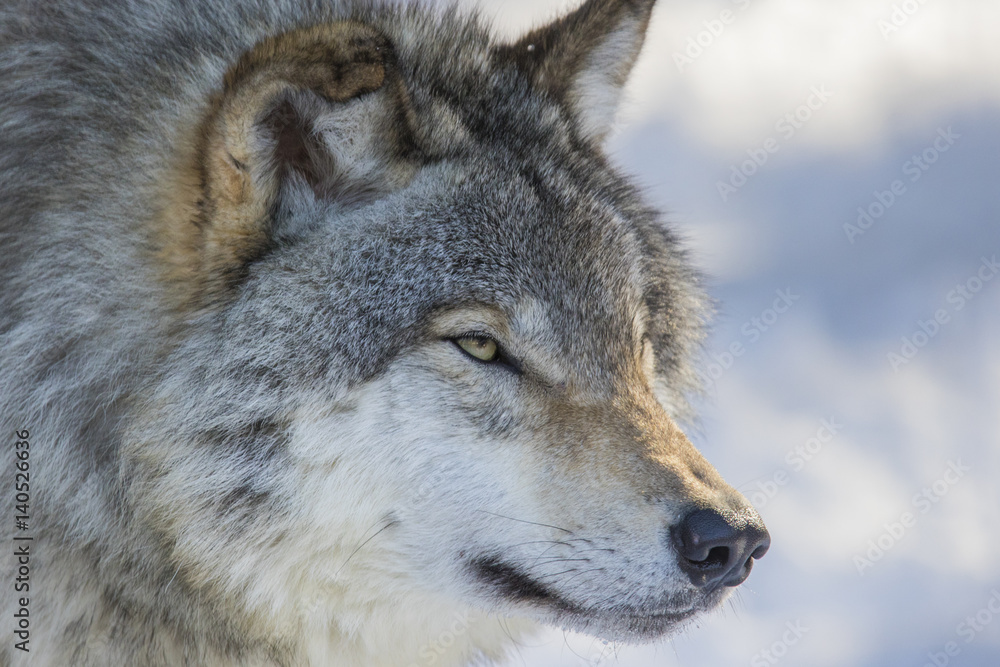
[550,605,703,643]
[469,554,563,605]
[468,553,707,639]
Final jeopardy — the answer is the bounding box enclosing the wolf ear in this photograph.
[498,0,656,143]
[178,22,416,300]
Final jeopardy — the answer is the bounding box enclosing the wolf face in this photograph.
[0,0,767,663]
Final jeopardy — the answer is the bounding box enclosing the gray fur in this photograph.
[0,1,749,665]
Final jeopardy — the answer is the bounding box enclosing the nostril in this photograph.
[751,534,771,560]
[686,546,729,570]
[672,507,770,589]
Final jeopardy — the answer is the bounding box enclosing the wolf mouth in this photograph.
[470,554,567,606]
[468,554,704,638]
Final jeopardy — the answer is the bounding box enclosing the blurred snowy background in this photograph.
[459,0,1000,665]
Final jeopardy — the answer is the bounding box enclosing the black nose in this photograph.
[672,508,770,589]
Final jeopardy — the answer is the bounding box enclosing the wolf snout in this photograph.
[671,507,770,589]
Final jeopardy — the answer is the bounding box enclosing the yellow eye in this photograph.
[455,336,499,362]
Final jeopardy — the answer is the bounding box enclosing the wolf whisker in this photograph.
[473,509,573,535]
[333,518,399,577]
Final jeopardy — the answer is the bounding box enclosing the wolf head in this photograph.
[133,0,768,657]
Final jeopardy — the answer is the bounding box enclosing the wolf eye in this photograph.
[454,336,499,363]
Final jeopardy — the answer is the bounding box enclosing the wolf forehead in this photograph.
[244,158,701,389]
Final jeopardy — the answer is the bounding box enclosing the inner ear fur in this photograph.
[496,0,657,143]
[158,22,416,308]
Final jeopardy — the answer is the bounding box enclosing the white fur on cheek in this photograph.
[268,378,536,666]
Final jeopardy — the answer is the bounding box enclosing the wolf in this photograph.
[0,0,770,665]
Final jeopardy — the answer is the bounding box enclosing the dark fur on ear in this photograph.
[495,0,657,143]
